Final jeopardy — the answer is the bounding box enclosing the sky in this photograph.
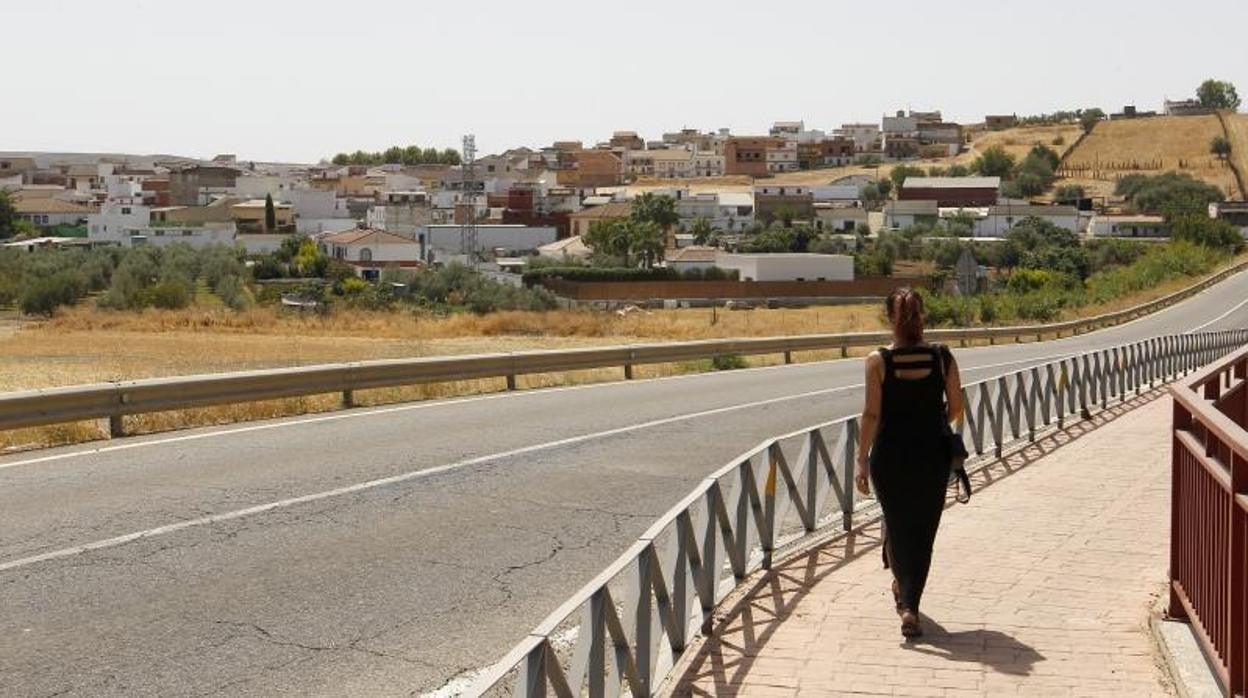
[4,0,1247,163]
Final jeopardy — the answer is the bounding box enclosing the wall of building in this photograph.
[716,253,854,282]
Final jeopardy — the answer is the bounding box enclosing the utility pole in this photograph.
[459,134,478,266]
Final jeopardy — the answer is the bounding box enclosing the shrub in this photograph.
[712,353,748,371]
[143,280,192,310]
[522,266,679,285]
[19,270,87,317]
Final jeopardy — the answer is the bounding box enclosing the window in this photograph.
[121,207,131,215]
[360,248,373,262]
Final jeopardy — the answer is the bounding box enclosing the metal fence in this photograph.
[1170,343,1248,697]
[2,259,1246,438]
[471,329,1248,697]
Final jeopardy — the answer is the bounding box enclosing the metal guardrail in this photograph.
[2,259,1246,437]
[471,329,1248,697]
[1170,344,1248,697]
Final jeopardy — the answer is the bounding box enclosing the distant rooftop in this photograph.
[902,176,1001,189]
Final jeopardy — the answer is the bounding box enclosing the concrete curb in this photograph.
[1149,589,1224,698]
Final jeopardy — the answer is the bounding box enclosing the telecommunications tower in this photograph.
[459,134,478,263]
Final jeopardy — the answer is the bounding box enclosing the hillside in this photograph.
[1220,113,1248,197]
[1059,115,1241,202]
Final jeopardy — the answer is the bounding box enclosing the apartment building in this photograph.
[723,137,783,176]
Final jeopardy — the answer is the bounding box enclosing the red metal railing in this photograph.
[1171,345,1248,697]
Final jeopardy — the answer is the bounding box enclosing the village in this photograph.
[2,85,1247,313]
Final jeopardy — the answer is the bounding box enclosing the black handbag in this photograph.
[933,344,972,504]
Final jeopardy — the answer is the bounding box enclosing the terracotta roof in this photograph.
[569,201,632,220]
[321,228,417,246]
[12,198,94,214]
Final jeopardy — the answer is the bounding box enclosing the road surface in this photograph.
[3,274,1248,697]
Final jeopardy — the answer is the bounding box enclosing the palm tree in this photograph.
[689,217,720,246]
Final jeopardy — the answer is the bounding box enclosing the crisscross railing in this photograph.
[472,329,1248,697]
[1170,342,1248,697]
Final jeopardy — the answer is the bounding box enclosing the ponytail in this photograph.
[885,287,925,347]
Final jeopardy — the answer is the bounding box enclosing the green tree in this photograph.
[1054,184,1086,205]
[631,192,679,229]
[1115,172,1223,216]
[382,146,405,164]
[972,146,1016,178]
[1079,108,1106,134]
[689,217,720,246]
[889,164,926,190]
[440,148,462,165]
[945,164,971,177]
[1211,135,1232,161]
[875,178,893,199]
[331,153,350,166]
[422,147,440,164]
[0,191,16,239]
[264,193,277,231]
[402,145,424,166]
[1196,79,1241,111]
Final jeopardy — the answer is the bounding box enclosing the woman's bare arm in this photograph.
[855,352,884,493]
[944,351,964,429]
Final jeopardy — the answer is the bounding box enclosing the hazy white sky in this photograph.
[5,0,1246,163]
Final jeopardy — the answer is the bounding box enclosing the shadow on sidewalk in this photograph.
[667,388,1165,695]
[906,617,1046,676]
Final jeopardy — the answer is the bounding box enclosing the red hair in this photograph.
[886,287,925,347]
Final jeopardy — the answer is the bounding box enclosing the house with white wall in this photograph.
[675,192,755,232]
[88,202,236,248]
[419,224,557,261]
[320,228,423,279]
[13,198,93,228]
[714,252,854,282]
[1089,214,1169,238]
[366,191,432,239]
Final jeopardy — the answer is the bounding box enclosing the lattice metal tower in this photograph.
[459,134,478,261]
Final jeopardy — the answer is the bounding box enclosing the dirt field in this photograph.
[1060,115,1240,202]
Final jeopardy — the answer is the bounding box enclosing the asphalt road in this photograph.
[3,274,1248,697]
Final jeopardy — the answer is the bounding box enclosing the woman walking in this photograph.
[855,287,963,638]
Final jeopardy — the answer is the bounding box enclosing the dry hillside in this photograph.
[1220,113,1248,197]
[1060,115,1241,202]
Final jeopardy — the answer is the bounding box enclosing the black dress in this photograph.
[870,345,952,615]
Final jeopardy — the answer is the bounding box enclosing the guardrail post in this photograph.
[506,374,518,391]
[783,351,793,365]
[842,421,857,531]
[624,364,634,380]
[341,390,354,409]
[840,346,848,358]
[108,414,125,438]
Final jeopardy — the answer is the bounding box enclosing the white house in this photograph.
[1089,214,1168,238]
[675,192,755,232]
[714,252,854,282]
[624,149,694,179]
[815,205,868,232]
[233,174,300,200]
[835,123,881,153]
[691,152,725,177]
[765,143,799,173]
[88,202,237,248]
[13,198,93,228]
[419,224,558,261]
[320,228,423,279]
[883,200,939,229]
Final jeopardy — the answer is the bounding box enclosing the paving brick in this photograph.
[667,396,1177,697]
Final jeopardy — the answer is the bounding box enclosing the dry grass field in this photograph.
[1,248,1240,455]
[1221,113,1248,196]
[1060,115,1241,202]
[0,303,889,452]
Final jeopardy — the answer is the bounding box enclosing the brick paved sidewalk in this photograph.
[669,391,1176,697]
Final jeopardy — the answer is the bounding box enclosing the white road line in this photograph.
[2,269,1243,477]
[0,384,859,573]
[1187,293,1248,333]
[0,350,1100,573]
